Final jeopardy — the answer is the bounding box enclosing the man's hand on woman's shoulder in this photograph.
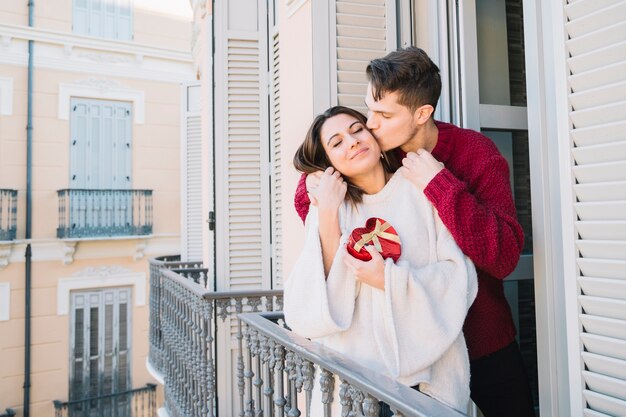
[399,149,444,190]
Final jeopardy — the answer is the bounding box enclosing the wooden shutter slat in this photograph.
[566,21,626,56]
[565,3,626,38]
[580,314,626,340]
[576,221,626,240]
[568,40,626,74]
[571,120,626,147]
[576,240,626,260]
[580,333,626,361]
[572,160,626,184]
[570,101,626,129]
[583,371,626,402]
[582,352,626,382]
[569,81,626,111]
[569,62,626,92]
[577,258,626,278]
[579,295,626,321]
[573,181,626,202]
[565,0,624,20]
[572,140,626,164]
[583,390,626,415]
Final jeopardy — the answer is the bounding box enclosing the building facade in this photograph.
[0,1,195,415]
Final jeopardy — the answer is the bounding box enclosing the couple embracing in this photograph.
[283,47,535,417]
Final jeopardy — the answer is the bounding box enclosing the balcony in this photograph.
[57,189,152,239]
[53,383,156,417]
[148,256,466,417]
[0,189,17,241]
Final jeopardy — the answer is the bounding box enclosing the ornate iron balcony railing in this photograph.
[239,312,466,417]
[148,256,206,374]
[0,189,17,241]
[149,256,466,417]
[52,383,156,417]
[57,189,152,239]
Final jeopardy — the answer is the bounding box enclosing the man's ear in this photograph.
[413,104,435,125]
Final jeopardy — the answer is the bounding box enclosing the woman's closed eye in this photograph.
[332,140,343,148]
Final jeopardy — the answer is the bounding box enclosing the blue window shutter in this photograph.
[70,99,89,188]
[70,98,132,190]
[89,0,104,37]
[73,0,89,35]
[104,0,117,39]
[114,102,132,190]
[89,102,101,189]
[117,0,133,41]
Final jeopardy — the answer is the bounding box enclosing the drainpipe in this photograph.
[24,1,34,416]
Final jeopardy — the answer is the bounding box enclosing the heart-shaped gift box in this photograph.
[346,217,402,262]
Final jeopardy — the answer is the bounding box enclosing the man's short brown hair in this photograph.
[366,47,442,113]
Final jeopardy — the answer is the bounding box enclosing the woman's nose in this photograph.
[347,135,360,148]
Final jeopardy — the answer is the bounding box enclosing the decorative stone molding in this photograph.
[57,267,146,315]
[76,51,134,64]
[62,241,77,265]
[0,76,13,115]
[0,282,9,321]
[71,265,133,277]
[0,243,12,270]
[6,235,180,264]
[58,80,145,124]
[134,241,147,261]
[0,24,194,83]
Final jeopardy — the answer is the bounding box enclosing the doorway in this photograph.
[409,0,539,414]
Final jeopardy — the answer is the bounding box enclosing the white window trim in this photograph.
[524,0,583,416]
[58,82,145,124]
[57,269,145,315]
[0,282,10,321]
[0,77,13,115]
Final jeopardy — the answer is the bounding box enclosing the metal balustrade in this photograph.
[148,256,205,375]
[149,256,467,417]
[53,383,156,417]
[238,313,466,417]
[0,189,17,241]
[57,189,152,238]
[158,268,282,417]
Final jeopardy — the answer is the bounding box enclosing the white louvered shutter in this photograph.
[335,0,392,113]
[214,0,271,291]
[269,6,282,289]
[182,84,203,262]
[213,2,272,414]
[566,1,626,415]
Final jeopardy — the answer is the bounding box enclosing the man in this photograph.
[294,47,535,417]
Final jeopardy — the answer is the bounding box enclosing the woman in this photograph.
[284,106,477,414]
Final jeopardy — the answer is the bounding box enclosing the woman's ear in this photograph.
[413,104,435,125]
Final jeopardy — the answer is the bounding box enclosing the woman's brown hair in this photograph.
[293,106,400,205]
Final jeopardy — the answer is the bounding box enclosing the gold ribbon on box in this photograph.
[353,219,401,253]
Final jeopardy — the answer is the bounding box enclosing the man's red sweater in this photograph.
[293,121,524,360]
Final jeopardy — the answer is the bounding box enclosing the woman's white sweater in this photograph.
[284,172,478,413]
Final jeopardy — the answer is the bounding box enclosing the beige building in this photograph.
[0,1,195,415]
